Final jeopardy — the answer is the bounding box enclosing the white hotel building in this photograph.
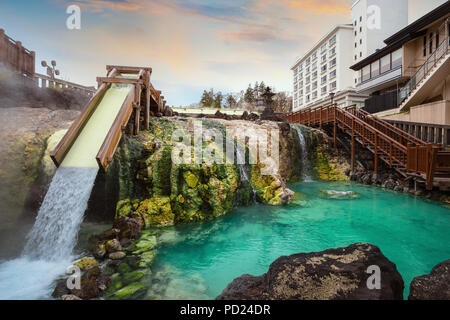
[291,25,367,112]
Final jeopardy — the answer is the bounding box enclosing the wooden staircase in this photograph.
[283,104,450,190]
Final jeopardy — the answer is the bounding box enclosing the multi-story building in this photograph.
[350,2,450,145]
[351,0,409,83]
[291,25,367,111]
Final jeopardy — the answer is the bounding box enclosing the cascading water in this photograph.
[235,143,257,203]
[293,125,313,182]
[0,167,98,299]
[23,167,99,260]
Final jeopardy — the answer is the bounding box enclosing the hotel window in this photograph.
[306,57,311,65]
[312,71,318,79]
[294,84,298,91]
[299,80,303,87]
[330,81,337,90]
[306,66,310,74]
[362,65,370,81]
[330,69,336,79]
[306,76,310,84]
[312,91,318,99]
[329,47,336,56]
[391,49,402,69]
[321,86,327,94]
[330,58,336,67]
[321,64,327,73]
[329,35,336,45]
[360,39,362,44]
[380,55,391,73]
[299,89,303,96]
[371,60,380,78]
[321,54,327,63]
[312,52,317,60]
[312,81,317,89]
[306,85,311,93]
[312,61,317,70]
[321,75,327,84]
[306,95,311,103]
[320,44,327,53]
[299,72,303,79]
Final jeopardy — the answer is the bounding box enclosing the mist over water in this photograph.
[0,166,98,299]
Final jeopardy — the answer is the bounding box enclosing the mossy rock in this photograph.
[118,262,131,274]
[137,250,156,268]
[74,258,99,271]
[111,282,147,300]
[123,270,148,284]
[314,147,349,181]
[136,196,175,227]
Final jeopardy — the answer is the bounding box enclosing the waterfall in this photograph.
[0,166,98,299]
[23,167,98,260]
[235,143,257,203]
[294,125,313,182]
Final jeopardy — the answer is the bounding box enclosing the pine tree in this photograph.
[225,94,237,109]
[200,89,214,107]
[244,85,255,104]
[214,91,223,108]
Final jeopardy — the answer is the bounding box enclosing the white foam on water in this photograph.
[0,257,71,300]
[0,166,98,299]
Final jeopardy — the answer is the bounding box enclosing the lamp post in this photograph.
[329,92,335,106]
[41,60,60,80]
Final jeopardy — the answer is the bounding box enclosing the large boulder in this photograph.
[217,243,404,300]
[408,260,450,300]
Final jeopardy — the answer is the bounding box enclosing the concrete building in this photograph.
[351,0,409,85]
[291,25,367,111]
[350,2,450,145]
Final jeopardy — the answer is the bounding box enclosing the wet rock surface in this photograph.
[409,260,450,300]
[217,243,404,300]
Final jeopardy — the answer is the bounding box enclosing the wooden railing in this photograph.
[283,104,447,190]
[0,29,35,79]
[35,73,96,97]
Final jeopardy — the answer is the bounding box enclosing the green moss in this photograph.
[314,147,349,181]
[111,282,147,300]
[123,270,147,284]
[136,196,175,227]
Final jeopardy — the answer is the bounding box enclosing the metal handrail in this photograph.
[398,18,450,105]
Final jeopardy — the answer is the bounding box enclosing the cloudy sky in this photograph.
[0,0,354,105]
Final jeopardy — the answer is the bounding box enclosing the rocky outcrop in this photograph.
[113,118,301,227]
[408,260,450,300]
[216,243,404,300]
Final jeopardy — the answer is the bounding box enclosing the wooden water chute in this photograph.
[51,65,166,173]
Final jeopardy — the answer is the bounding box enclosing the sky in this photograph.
[0,0,354,106]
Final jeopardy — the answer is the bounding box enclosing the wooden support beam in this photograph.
[106,65,152,74]
[144,70,151,131]
[97,77,143,85]
[374,132,378,174]
[351,117,355,172]
[333,105,337,148]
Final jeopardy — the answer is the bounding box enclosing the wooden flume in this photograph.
[51,65,166,172]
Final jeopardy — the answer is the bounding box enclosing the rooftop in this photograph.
[291,24,353,70]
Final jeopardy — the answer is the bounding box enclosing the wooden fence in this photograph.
[0,28,35,79]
